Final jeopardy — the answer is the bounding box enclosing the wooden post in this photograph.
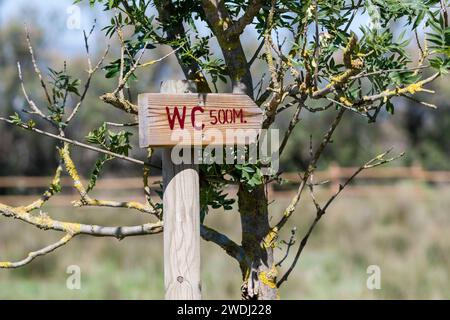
[161,80,201,300]
[138,81,262,300]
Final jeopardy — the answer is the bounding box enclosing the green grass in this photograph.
[1,182,449,299]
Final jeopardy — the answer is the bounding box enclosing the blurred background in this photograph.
[0,0,449,299]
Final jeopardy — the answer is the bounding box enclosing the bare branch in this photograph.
[0,203,163,239]
[66,45,110,123]
[312,0,319,90]
[100,93,139,114]
[105,121,138,127]
[274,107,346,231]
[72,198,159,216]
[279,100,304,156]
[227,0,263,37]
[275,227,296,267]
[59,144,160,218]
[0,234,74,269]
[24,162,63,212]
[17,62,49,121]
[25,26,53,106]
[357,73,439,105]
[277,149,404,287]
[349,66,428,81]
[247,40,265,67]
[138,47,180,69]
[0,117,147,166]
[201,224,246,265]
[113,41,149,96]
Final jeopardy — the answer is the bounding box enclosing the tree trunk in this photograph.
[238,184,279,300]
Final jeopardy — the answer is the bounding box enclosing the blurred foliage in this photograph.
[0,1,449,174]
[0,4,175,182]
[1,183,449,299]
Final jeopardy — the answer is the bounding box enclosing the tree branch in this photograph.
[277,149,404,287]
[201,224,246,265]
[100,93,139,114]
[0,233,74,269]
[227,0,263,37]
[274,107,346,231]
[66,45,109,123]
[25,26,53,106]
[0,203,163,239]
[0,117,148,166]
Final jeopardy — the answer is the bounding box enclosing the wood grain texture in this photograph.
[138,93,263,147]
[161,80,201,300]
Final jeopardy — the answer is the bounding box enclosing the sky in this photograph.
[0,0,105,55]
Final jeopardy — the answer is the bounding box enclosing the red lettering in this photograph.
[166,106,187,130]
[210,109,218,125]
[233,109,244,123]
[191,106,205,130]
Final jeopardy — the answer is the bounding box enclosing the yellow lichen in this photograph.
[61,222,81,235]
[259,265,278,289]
[263,227,278,249]
[60,147,80,181]
[217,17,231,30]
[339,96,353,107]
[330,69,355,85]
[126,201,145,210]
[405,82,423,94]
[351,58,363,69]
[0,262,13,268]
[59,145,87,195]
[34,214,53,229]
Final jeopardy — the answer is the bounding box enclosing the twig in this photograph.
[312,0,319,90]
[105,121,138,127]
[277,149,404,287]
[25,26,53,106]
[275,228,296,267]
[248,40,265,67]
[113,41,149,95]
[138,47,180,69]
[17,62,50,122]
[349,65,429,81]
[0,233,74,269]
[279,100,304,156]
[0,116,149,167]
[66,46,110,123]
[274,108,346,231]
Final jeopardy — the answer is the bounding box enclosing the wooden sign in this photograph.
[138,93,263,147]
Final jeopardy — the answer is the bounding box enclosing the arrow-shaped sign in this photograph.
[138,93,263,147]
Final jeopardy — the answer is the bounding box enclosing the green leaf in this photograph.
[430,56,450,74]
[386,100,395,115]
[9,113,23,125]
[87,155,109,192]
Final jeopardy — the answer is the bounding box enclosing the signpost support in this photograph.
[138,80,262,300]
[160,80,201,300]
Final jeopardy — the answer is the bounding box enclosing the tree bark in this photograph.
[197,1,279,299]
[238,184,278,300]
